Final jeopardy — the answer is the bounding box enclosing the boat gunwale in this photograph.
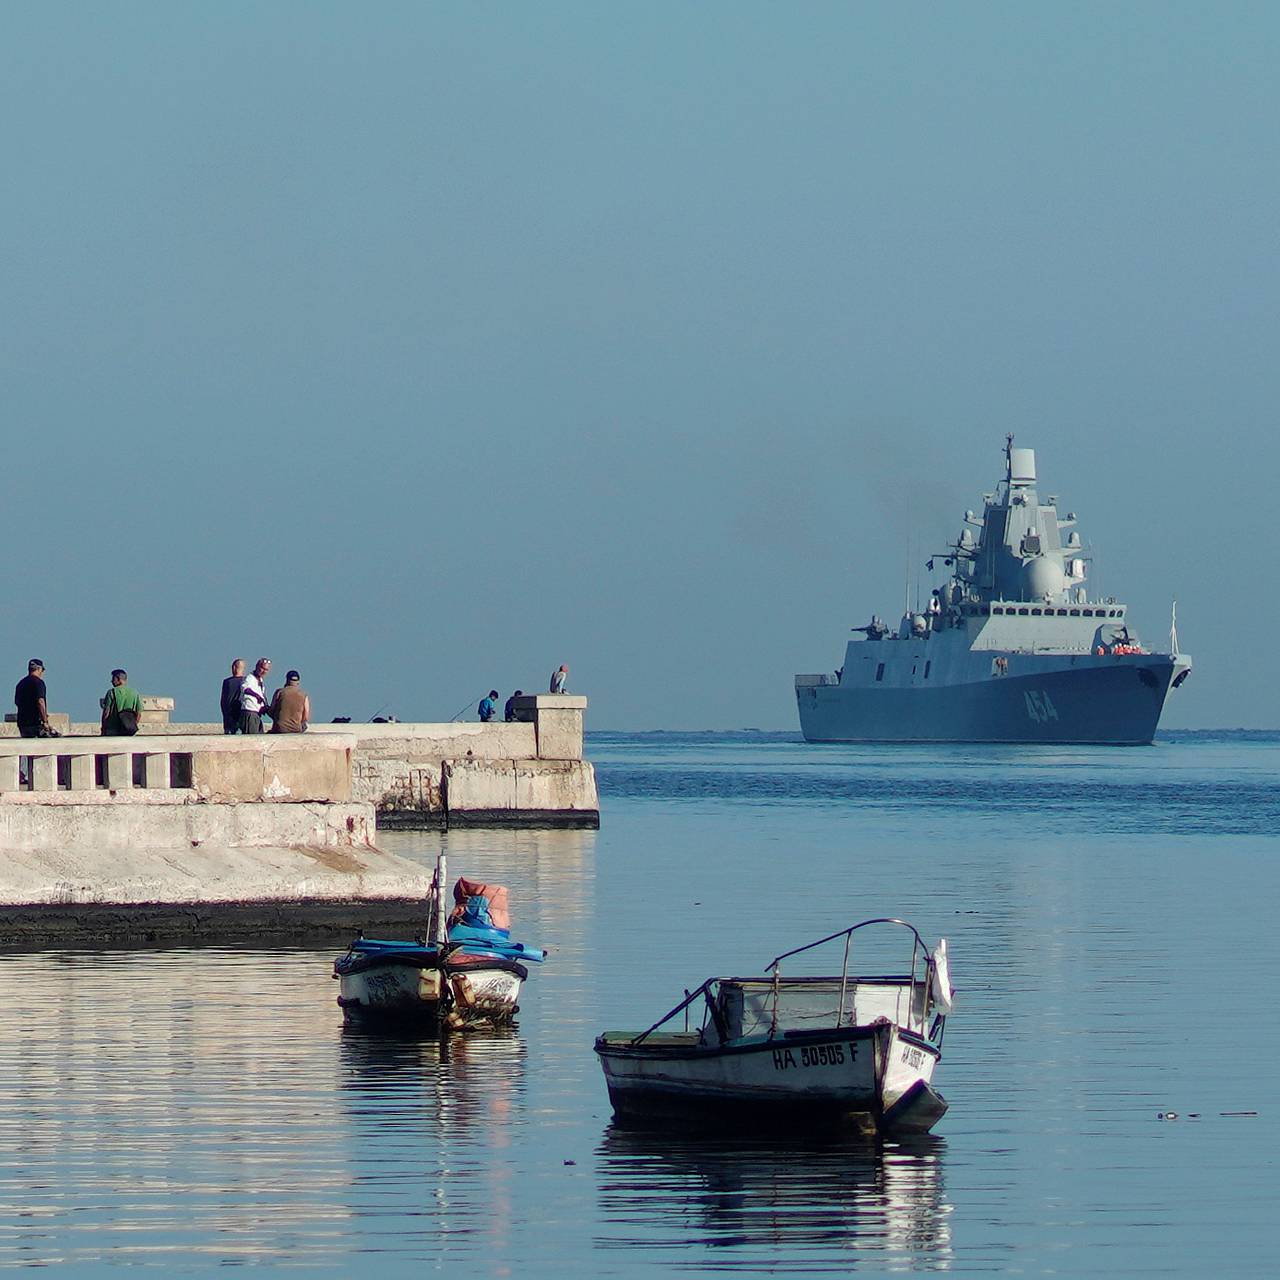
[594,1022,939,1062]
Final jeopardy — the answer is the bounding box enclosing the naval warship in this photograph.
[795,438,1191,744]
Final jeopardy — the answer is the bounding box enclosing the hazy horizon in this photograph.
[4,3,1276,730]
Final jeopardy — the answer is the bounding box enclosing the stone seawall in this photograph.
[310,695,599,828]
[0,732,431,944]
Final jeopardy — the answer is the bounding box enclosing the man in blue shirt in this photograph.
[478,690,499,722]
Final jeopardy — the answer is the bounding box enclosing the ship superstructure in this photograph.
[795,438,1191,744]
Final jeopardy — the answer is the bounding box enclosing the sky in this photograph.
[3,2,1277,730]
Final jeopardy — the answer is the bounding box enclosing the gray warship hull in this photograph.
[795,439,1192,745]
[798,652,1189,745]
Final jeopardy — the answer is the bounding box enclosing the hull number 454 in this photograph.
[1024,690,1059,723]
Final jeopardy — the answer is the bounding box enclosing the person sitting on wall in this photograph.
[101,669,142,736]
[269,670,311,733]
[550,664,569,693]
[478,690,499,722]
[239,657,271,734]
[504,689,523,722]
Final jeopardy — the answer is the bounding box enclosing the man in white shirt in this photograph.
[239,657,271,734]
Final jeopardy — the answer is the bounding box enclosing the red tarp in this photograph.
[449,877,511,930]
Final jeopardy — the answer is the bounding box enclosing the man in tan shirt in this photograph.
[269,670,311,733]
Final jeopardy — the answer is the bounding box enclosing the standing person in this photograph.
[239,657,271,734]
[100,669,142,736]
[14,659,54,738]
[550,664,569,694]
[503,690,523,722]
[478,690,499,722]
[221,658,246,734]
[269,670,311,733]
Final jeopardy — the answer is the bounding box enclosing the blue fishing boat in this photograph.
[334,853,546,1028]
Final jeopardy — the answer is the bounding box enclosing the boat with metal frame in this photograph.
[595,919,954,1135]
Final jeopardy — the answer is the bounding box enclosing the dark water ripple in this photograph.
[596,767,1280,833]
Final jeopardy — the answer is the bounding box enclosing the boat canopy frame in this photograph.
[623,919,947,1047]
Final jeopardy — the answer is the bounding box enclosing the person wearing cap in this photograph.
[239,657,271,734]
[269,670,311,734]
[14,659,53,738]
[478,690,499,722]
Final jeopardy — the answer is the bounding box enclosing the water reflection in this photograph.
[596,1125,952,1270]
[339,1022,527,1126]
[336,1025,530,1260]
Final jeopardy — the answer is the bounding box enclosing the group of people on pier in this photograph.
[477,664,570,722]
[220,658,311,735]
[13,658,144,739]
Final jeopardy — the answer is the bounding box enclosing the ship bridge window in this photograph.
[1083,609,1094,616]
[875,663,885,682]
[993,606,1004,615]
[1018,607,1029,616]
[924,660,932,679]
[1031,608,1042,616]
[1056,608,1068,616]
[1070,608,1080,616]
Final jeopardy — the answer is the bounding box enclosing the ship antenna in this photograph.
[1005,433,1014,480]
[1170,600,1179,656]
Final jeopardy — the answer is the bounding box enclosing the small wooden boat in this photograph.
[595,919,954,1135]
[334,854,545,1029]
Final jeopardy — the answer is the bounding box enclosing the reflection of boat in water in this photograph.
[596,1125,951,1264]
[596,919,954,1135]
[334,853,546,1029]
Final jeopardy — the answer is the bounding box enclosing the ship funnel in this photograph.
[1009,448,1036,485]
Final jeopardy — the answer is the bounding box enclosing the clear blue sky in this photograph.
[3,2,1274,729]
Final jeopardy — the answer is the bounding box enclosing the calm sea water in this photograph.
[1,731,1276,1275]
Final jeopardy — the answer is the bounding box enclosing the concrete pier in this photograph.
[0,732,431,944]
[0,696,598,944]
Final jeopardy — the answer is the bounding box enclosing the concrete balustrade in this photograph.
[0,733,356,801]
[0,696,597,825]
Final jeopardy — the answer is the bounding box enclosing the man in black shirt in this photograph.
[15,658,52,738]
[220,658,246,734]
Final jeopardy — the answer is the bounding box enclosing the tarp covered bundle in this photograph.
[449,877,511,932]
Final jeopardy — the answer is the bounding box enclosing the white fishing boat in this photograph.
[334,854,546,1029]
[595,919,954,1135]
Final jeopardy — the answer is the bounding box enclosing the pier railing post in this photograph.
[104,753,132,790]
[30,754,56,792]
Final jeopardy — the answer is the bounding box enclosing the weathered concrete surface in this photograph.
[0,834,433,945]
[443,758,599,827]
[309,698,599,827]
[1,713,71,736]
[190,737,352,803]
[0,833,420,907]
[0,799,376,855]
[311,721,538,757]
[511,694,586,760]
[0,733,356,804]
